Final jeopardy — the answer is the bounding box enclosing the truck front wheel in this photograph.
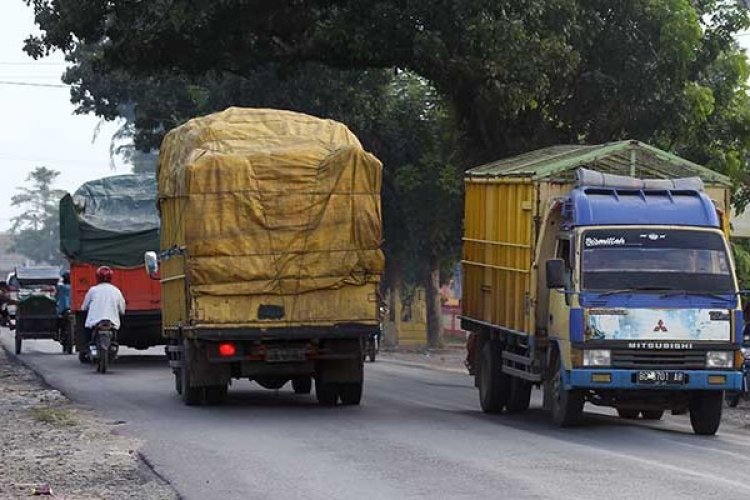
[478,340,511,413]
[689,391,723,435]
[550,352,584,426]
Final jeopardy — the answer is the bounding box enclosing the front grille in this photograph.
[611,350,705,370]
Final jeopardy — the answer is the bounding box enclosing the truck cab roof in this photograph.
[562,168,721,229]
[564,186,721,228]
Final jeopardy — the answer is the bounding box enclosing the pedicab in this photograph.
[13,266,71,354]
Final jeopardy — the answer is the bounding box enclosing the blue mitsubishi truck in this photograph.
[462,141,744,435]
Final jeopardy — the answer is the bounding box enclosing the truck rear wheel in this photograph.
[689,391,723,435]
[205,385,228,405]
[292,377,312,394]
[506,377,532,413]
[641,410,664,420]
[315,378,338,406]
[339,382,362,405]
[550,351,583,427]
[478,341,511,413]
[617,409,640,419]
[181,340,203,406]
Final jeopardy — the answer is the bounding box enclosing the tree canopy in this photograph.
[22,0,750,343]
[24,1,750,166]
[11,166,66,266]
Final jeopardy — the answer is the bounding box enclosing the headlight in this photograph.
[583,349,611,367]
[706,351,733,369]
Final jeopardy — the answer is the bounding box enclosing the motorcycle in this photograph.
[726,335,750,408]
[89,320,118,374]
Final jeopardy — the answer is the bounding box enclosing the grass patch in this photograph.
[29,406,78,427]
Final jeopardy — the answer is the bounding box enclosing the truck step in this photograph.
[501,351,542,382]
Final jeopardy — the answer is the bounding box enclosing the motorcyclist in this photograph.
[82,266,125,349]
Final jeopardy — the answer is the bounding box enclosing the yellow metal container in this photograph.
[462,141,732,337]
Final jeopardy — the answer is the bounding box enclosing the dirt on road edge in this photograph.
[0,345,178,499]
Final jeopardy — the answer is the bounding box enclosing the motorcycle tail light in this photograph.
[218,342,236,357]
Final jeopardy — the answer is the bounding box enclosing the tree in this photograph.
[11,167,66,265]
[24,1,750,168]
[59,42,462,345]
[23,0,750,344]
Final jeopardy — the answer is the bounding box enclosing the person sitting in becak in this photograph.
[56,271,71,316]
[82,266,126,346]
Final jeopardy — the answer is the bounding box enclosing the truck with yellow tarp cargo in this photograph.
[462,141,745,435]
[146,108,384,406]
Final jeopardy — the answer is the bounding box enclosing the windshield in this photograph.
[581,229,734,293]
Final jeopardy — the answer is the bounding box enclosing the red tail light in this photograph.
[218,342,236,357]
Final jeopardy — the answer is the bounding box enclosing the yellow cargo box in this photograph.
[462,140,732,336]
[157,108,384,330]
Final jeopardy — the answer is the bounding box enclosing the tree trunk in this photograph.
[425,254,443,348]
[381,260,402,348]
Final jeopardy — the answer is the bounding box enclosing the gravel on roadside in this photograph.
[0,345,177,499]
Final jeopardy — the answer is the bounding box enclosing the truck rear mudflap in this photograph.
[565,369,743,391]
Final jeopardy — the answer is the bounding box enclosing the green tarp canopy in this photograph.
[59,173,159,267]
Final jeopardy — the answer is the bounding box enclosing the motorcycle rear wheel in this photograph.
[97,351,108,374]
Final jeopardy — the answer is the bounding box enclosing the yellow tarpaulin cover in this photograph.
[157,108,384,326]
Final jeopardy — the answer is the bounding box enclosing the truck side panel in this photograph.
[70,263,161,312]
[462,179,535,333]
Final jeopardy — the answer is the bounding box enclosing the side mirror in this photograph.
[144,251,159,279]
[546,259,566,289]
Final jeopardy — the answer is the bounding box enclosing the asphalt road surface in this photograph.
[3,331,750,500]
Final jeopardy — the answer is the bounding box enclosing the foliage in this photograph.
[733,241,750,290]
[22,0,750,342]
[23,2,750,178]
[10,167,66,265]
[58,42,463,285]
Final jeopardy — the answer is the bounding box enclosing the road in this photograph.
[3,331,750,500]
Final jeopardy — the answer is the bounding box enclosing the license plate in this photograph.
[266,348,306,363]
[637,370,685,385]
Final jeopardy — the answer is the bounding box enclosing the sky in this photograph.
[1,3,750,234]
[0,1,121,232]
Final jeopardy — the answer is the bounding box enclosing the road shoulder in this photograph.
[0,342,178,499]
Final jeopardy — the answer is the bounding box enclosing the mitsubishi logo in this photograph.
[653,319,668,332]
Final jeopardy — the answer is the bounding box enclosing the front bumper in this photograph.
[565,369,743,391]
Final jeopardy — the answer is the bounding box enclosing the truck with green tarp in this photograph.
[60,173,162,360]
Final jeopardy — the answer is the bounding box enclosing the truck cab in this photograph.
[537,172,742,433]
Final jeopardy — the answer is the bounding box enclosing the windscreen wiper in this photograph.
[659,290,733,301]
[594,286,671,297]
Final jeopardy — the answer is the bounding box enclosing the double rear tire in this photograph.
[315,379,363,406]
[478,341,511,413]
